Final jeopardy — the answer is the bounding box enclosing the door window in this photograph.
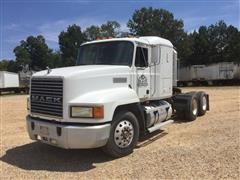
[135,47,148,67]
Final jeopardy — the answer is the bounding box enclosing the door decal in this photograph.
[137,74,148,87]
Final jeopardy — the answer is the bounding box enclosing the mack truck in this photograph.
[26,36,209,157]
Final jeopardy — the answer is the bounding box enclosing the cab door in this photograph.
[134,46,150,100]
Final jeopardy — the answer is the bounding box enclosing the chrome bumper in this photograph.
[26,116,111,149]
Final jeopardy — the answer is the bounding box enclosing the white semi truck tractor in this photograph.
[26,36,209,157]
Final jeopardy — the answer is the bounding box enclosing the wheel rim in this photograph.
[202,96,207,111]
[114,120,134,148]
[192,99,198,115]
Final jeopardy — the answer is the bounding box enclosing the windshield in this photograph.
[76,41,134,66]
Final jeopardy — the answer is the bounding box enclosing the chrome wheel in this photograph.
[202,96,207,111]
[192,99,198,116]
[114,120,134,148]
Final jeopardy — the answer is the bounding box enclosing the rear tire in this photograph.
[102,111,139,158]
[197,92,207,116]
[185,96,198,121]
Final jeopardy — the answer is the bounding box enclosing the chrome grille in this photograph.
[30,77,63,118]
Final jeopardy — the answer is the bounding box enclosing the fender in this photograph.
[68,87,140,123]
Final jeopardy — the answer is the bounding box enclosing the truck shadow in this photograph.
[172,116,194,124]
[1,128,176,172]
[137,130,168,148]
[0,142,113,172]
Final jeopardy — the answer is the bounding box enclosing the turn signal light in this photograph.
[93,106,104,119]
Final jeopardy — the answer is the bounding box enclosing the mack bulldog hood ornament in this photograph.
[46,66,52,74]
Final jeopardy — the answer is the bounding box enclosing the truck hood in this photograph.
[32,65,132,113]
[33,65,130,78]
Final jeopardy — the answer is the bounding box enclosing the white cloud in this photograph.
[187,28,198,34]
[181,0,239,32]
[39,20,69,43]
[4,23,20,30]
[38,17,129,45]
[1,16,130,59]
[38,17,105,43]
[183,16,207,33]
[119,21,129,32]
[184,16,207,25]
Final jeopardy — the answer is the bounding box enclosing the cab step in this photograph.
[147,120,174,133]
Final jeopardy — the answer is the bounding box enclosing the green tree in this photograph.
[14,35,53,70]
[59,24,86,66]
[119,31,133,38]
[100,21,120,38]
[225,25,240,63]
[84,25,101,41]
[177,34,194,66]
[127,7,185,46]
[187,20,240,65]
[0,59,19,72]
[207,21,240,63]
[0,60,10,71]
[49,51,63,68]
[7,60,19,72]
[207,21,228,63]
[191,26,211,65]
[84,21,121,41]
[13,42,31,66]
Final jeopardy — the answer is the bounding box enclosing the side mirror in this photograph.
[151,46,160,65]
[149,61,155,67]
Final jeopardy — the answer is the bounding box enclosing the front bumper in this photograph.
[26,116,111,149]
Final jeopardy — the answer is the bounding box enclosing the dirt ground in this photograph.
[0,86,239,179]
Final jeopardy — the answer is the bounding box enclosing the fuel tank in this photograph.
[144,100,172,128]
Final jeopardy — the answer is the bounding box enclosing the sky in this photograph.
[0,0,239,60]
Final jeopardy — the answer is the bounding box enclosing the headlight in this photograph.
[70,106,104,118]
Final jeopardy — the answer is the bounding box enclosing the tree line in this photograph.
[0,7,239,72]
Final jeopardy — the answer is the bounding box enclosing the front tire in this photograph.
[102,111,139,158]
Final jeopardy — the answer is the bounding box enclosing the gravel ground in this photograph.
[0,86,239,179]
